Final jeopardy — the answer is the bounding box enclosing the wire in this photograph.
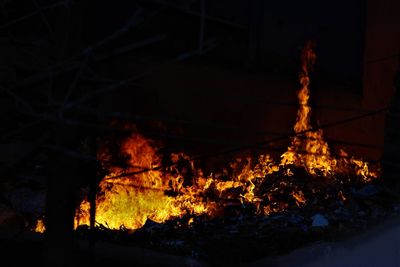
[365,53,400,65]
[104,106,388,180]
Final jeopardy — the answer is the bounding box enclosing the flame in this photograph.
[281,41,335,175]
[34,218,45,233]
[74,134,212,230]
[291,190,306,207]
[350,158,377,182]
[279,41,377,180]
[34,42,379,233]
[72,137,290,230]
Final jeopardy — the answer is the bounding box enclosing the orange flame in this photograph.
[34,218,45,233]
[281,41,335,175]
[291,190,306,207]
[74,134,213,230]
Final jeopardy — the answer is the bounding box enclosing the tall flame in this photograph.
[281,41,335,175]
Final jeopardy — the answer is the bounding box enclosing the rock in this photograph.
[311,214,329,227]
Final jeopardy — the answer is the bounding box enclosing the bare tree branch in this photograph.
[0,85,37,116]
[32,0,54,34]
[0,0,68,30]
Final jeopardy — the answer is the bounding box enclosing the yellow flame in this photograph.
[280,41,335,176]
[34,218,45,233]
[73,134,329,230]
[74,134,215,230]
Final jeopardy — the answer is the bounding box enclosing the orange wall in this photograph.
[363,0,400,108]
[361,0,400,160]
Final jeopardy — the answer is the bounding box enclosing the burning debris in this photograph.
[26,42,395,265]
[62,42,380,232]
[23,41,398,265]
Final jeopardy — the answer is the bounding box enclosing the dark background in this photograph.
[85,0,366,91]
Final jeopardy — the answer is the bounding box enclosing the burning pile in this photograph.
[36,42,379,233]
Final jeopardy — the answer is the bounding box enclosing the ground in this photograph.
[246,214,400,267]
[1,214,400,266]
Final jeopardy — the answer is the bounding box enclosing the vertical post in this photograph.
[44,123,79,267]
[43,2,84,266]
